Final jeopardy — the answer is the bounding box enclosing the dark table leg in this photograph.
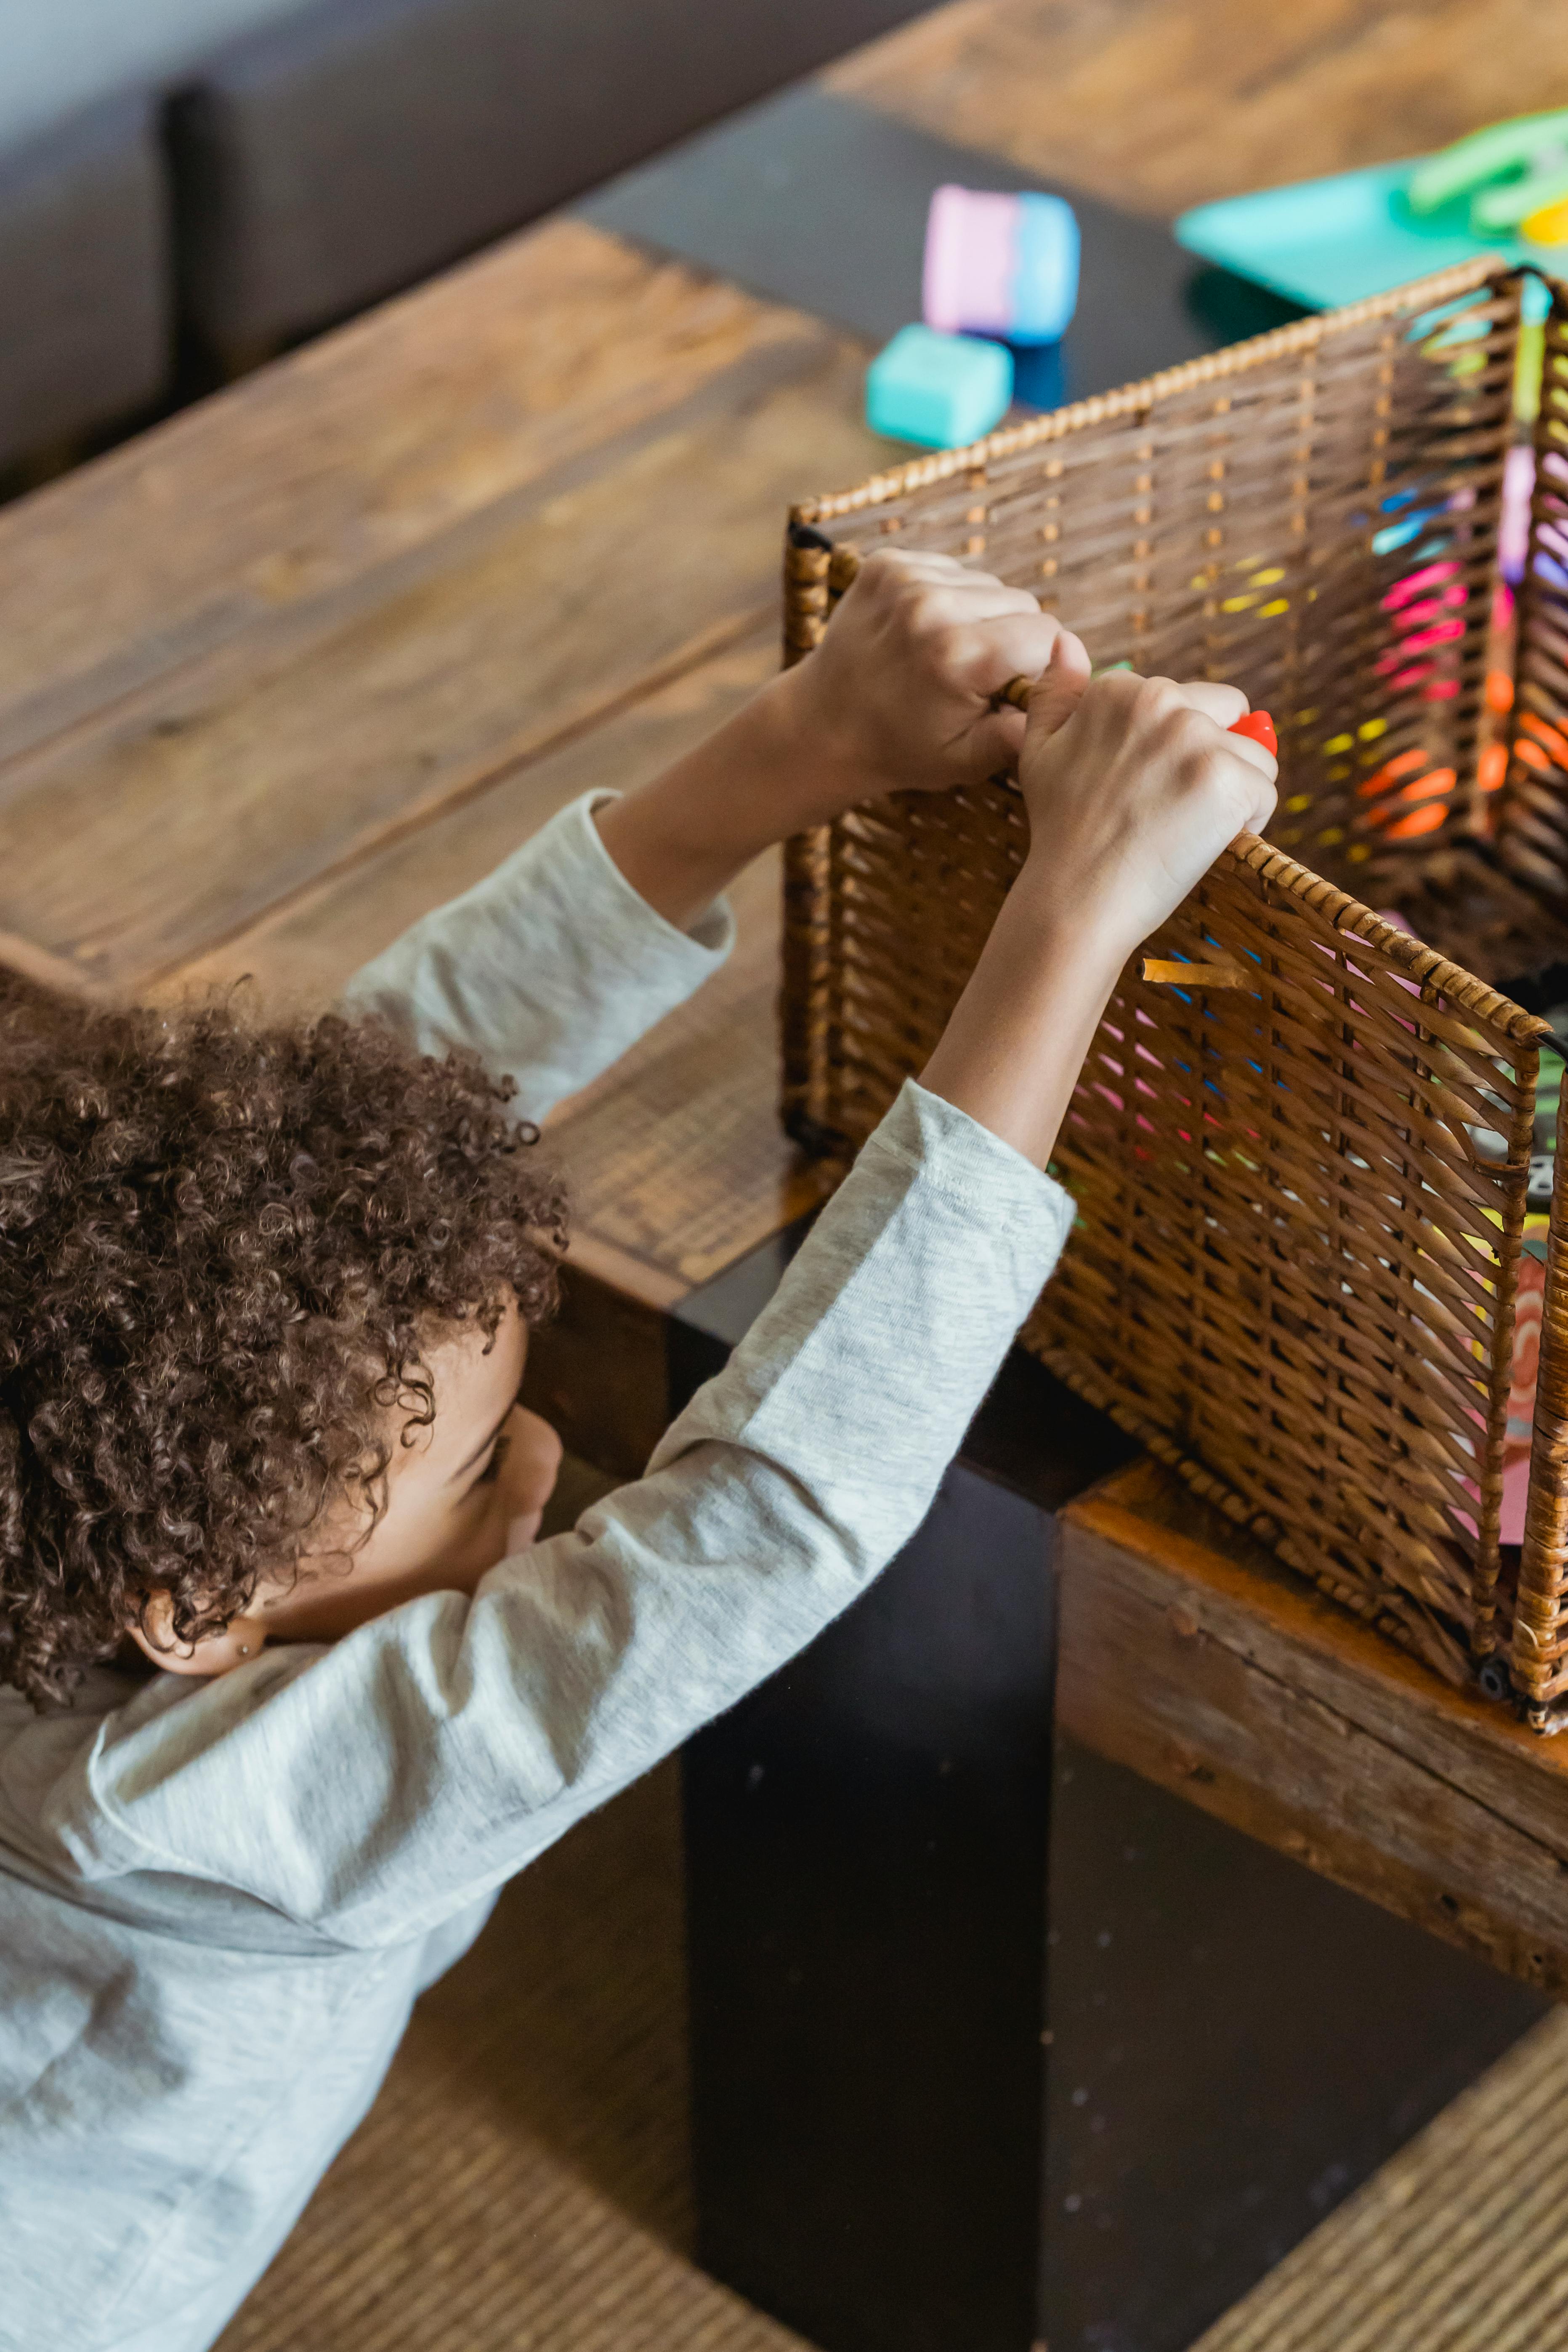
[671,1240,1547,2352]
[683,1456,1057,2352]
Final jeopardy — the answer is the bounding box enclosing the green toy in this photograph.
[1176,112,1568,313]
[1407,109,1568,236]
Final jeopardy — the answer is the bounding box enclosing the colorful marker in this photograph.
[1228,709,1277,757]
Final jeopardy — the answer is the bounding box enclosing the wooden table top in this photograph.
[5,0,1567,1988]
[5,0,1561,1312]
[0,217,869,1316]
[834,0,1568,222]
[5,0,1561,1307]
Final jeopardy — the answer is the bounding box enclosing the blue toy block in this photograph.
[865,324,1013,451]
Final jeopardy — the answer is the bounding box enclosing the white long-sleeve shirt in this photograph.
[0,795,1072,2352]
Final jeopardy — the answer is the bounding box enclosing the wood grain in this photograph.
[162,630,782,1013]
[162,632,826,1305]
[834,0,1568,221]
[545,956,838,1295]
[0,326,882,994]
[532,832,834,1305]
[1059,1456,1568,1994]
[0,221,845,766]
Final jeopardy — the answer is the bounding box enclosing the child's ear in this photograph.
[128,1591,266,1678]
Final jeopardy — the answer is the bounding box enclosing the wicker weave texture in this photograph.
[782,260,1568,1717]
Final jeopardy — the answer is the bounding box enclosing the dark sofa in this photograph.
[0,0,930,476]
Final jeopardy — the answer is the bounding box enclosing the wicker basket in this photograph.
[780,258,1568,1725]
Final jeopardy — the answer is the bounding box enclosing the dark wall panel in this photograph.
[170,0,935,354]
[0,95,168,469]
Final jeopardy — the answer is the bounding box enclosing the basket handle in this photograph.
[993,673,1277,752]
[793,531,1278,755]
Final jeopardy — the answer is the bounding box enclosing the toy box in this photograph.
[780,259,1568,1723]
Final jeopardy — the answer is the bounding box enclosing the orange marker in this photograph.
[1228,709,1277,758]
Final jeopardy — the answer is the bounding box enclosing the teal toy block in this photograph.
[864,324,1013,451]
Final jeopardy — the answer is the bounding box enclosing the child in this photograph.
[0,551,1274,2351]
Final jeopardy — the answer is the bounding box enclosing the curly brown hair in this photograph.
[0,973,567,1707]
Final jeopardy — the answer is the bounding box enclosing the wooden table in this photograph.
[7,0,1567,1423]
[6,7,1568,2350]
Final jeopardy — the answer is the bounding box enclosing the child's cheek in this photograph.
[506,1411,563,1516]
[503,1508,545,1555]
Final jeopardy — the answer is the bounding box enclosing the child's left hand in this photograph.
[594,550,1069,933]
[772,548,1073,821]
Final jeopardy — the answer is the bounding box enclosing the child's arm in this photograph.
[919,637,1278,1164]
[340,554,1063,1117]
[68,655,1273,1948]
[590,550,1068,930]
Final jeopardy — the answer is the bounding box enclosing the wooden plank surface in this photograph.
[13,0,1558,1309]
[162,628,780,1011]
[0,221,847,765]
[1059,1456,1568,1995]
[0,263,881,996]
[835,0,1568,221]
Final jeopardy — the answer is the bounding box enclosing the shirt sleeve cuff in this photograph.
[339,792,735,1118]
[864,1077,1077,1245]
[577,792,735,961]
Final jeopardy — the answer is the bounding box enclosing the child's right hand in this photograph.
[1016,631,1278,962]
[918,631,1278,1170]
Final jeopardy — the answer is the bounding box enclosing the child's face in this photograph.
[130,1294,562,1676]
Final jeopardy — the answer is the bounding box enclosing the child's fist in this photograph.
[1018,638,1278,957]
[779,549,1072,816]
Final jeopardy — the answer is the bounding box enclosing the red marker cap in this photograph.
[1228,709,1277,758]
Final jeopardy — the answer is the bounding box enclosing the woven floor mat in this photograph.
[217,1467,1568,2352]
[216,1745,811,2352]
